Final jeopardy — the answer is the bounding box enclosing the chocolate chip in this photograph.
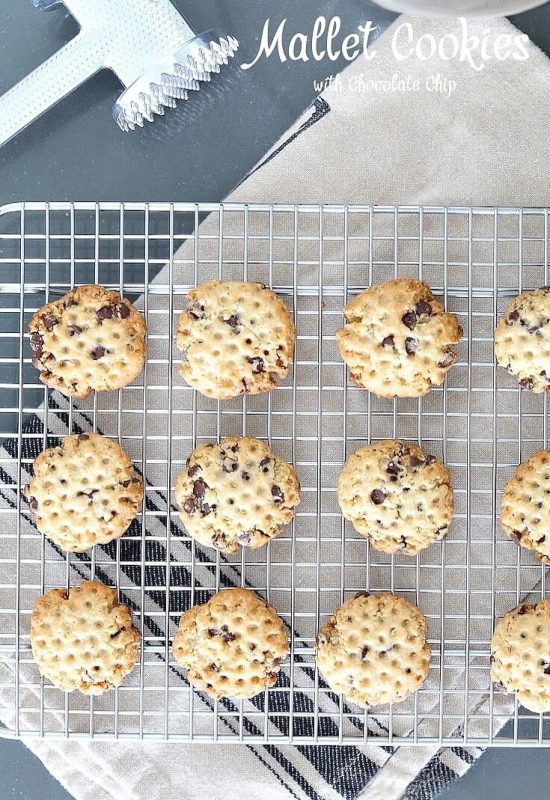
[260,458,270,473]
[542,660,550,675]
[537,535,546,545]
[222,460,238,473]
[90,345,106,360]
[224,314,239,328]
[508,310,520,322]
[425,455,436,465]
[188,464,200,478]
[402,310,417,330]
[416,300,432,317]
[438,351,456,369]
[183,497,196,514]
[528,325,541,334]
[187,302,204,320]
[208,626,236,643]
[64,297,77,308]
[247,356,265,374]
[387,461,401,480]
[28,495,38,512]
[405,337,417,356]
[30,332,44,351]
[370,489,385,505]
[519,377,534,390]
[540,286,550,293]
[410,455,424,468]
[509,530,523,544]
[193,478,206,497]
[96,306,113,321]
[68,324,82,336]
[121,480,131,488]
[115,303,130,319]
[361,646,370,659]
[42,315,58,331]
[200,503,214,517]
[78,433,89,441]
[209,663,220,672]
[516,604,528,615]
[381,335,395,348]
[354,591,370,599]
[241,471,250,481]
[271,485,284,502]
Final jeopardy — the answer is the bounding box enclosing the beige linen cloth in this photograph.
[1,14,550,800]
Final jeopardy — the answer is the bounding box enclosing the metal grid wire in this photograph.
[0,202,549,745]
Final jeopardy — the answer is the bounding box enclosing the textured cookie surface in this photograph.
[500,450,550,564]
[24,433,143,552]
[29,284,146,399]
[336,279,462,398]
[175,436,300,554]
[316,592,430,707]
[173,588,288,699]
[337,440,453,555]
[30,581,140,694]
[495,288,550,393]
[176,281,295,399]
[491,600,550,713]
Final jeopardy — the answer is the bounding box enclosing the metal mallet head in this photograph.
[0,0,238,147]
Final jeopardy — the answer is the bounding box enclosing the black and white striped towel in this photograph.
[1,14,549,800]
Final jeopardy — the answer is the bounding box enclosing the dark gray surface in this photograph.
[2,1,550,799]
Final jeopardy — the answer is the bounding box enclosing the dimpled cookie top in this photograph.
[175,436,300,554]
[491,600,550,713]
[176,281,295,399]
[28,284,146,399]
[30,581,140,695]
[495,287,550,393]
[316,592,431,707]
[24,432,143,553]
[500,449,550,564]
[337,439,453,555]
[336,279,462,398]
[173,588,288,700]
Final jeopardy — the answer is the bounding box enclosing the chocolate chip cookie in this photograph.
[491,599,550,713]
[24,432,143,552]
[173,588,288,700]
[336,279,462,398]
[500,450,550,564]
[29,284,146,399]
[176,281,295,399]
[30,581,140,694]
[337,439,453,555]
[316,592,430,707]
[495,287,550,393]
[175,436,300,554]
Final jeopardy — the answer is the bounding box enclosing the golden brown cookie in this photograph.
[491,600,550,713]
[176,281,295,399]
[337,440,453,555]
[30,581,140,694]
[336,279,462,398]
[500,450,550,563]
[175,436,300,554]
[316,592,430,707]
[495,287,550,393]
[29,284,146,399]
[173,588,288,699]
[24,432,143,553]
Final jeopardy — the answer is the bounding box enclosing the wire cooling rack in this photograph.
[0,202,549,745]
